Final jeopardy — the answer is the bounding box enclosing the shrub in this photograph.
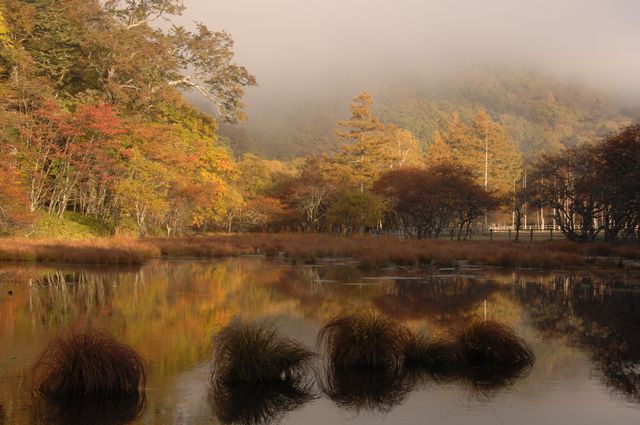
[32,331,146,399]
[211,319,314,386]
[318,311,412,370]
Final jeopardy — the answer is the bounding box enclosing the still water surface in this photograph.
[1,257,639,424]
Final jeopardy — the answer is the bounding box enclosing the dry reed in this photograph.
[211,319,315,386]
[455,320,535,369]
[32,331,147,400]
[3,233,638,268]
[0,238,159,265]
[318,311,412,370]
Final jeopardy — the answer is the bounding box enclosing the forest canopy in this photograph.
[1,0,639,242]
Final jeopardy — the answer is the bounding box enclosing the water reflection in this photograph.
[461,359,534,401]
[1,260,640,424]
[373,277,500,324]
[210,380,317,425]
[321,367,416,414]
[515,275,640,403]
[30,395,144,425]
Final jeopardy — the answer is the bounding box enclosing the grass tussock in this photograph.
[32,331,146,400]
[318,311,412,370]
[0,238,159,265]
[403,334,460,379]
[317,316,536,406]
[211,319,315,386]
[455,320,535,369]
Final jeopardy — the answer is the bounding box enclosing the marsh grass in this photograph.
[403,334,461,379]
[32,331,147,400]
[150,234,639,269]
[318,312,412,370]
[210,380,316,425]
[0,238,159,265]
[211,319,315,386]
[3,233,639,268]
[455,320,535,369]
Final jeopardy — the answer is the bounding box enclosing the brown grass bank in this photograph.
[0,238,160,265]
[1,233,639,268]
[150,233,640,269]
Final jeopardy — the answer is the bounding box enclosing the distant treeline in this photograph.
[225,69,635,159]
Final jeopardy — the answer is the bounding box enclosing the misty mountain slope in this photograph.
[218,69,636,159]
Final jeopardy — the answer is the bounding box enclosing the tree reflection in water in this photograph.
[373,277,501,324]
[516,275,640,402]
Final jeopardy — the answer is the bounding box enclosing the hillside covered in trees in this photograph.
[225,69,635,159]
[1,0,639,243]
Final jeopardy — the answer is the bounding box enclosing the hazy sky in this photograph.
[177,0,640,106]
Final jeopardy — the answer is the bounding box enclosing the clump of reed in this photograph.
[211,318,315,386]
[455,320,535,370]
[32,331,147,400]
[317,311,412,370]
[437,319,535,399]
[316,313,535,405]
[210,380,316,425]
[403,333,460,379]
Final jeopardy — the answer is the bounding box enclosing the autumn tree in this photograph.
[374,164,500,239]
[429,110,522,195]
[4,0,255,121]
[596,123,640,242]
[333,92,422,190]
[116,150,169,237]
[326,189,385,234]
[274,159,332,232]
[528,144,604,242]
[0,147,32,232]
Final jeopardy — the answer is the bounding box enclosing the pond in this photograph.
[1,257,639,424]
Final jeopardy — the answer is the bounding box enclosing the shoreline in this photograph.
[1,234,639,269]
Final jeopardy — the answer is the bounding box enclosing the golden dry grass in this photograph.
[1,233,639,268]
[149,233,640,269]
[0,237,160,265]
